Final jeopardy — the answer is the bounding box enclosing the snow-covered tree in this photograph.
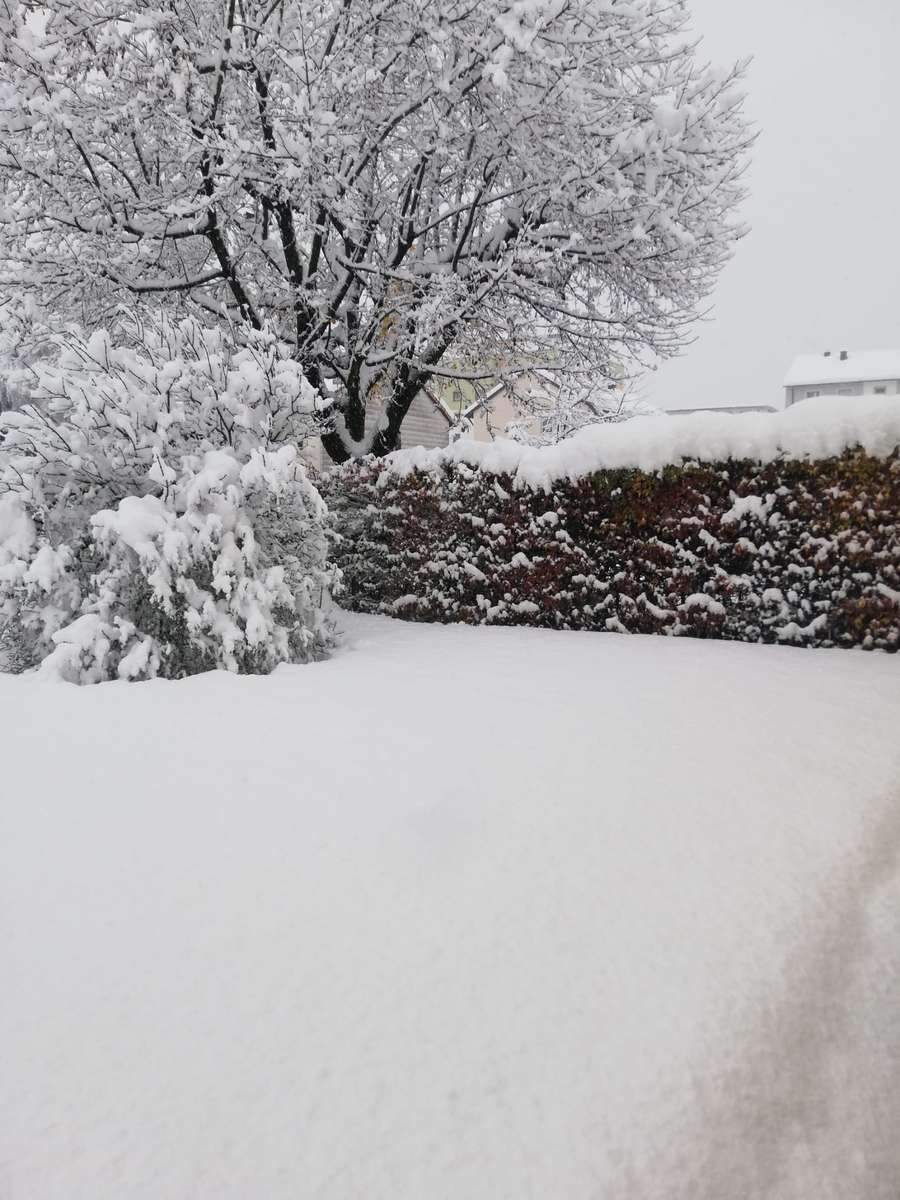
[0,0,751,461]
[0,318,337,681]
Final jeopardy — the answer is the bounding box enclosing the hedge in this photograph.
[328,444,900,652]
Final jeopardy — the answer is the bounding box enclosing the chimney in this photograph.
[824,350,831,357]
[840,349,848,361]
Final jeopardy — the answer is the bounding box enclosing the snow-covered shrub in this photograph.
[0,319,338,681]
[328,415,900,652]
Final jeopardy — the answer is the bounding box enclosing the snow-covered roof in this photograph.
[784,350,900,388]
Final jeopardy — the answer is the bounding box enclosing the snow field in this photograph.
[2,614,900,1199]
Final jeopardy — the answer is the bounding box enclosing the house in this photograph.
[303,366,635,467]
[442,371,558,443]
[385,388,454,449]
[783,350,900,407]
[439,369,641,444]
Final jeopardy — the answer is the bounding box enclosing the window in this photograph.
[838,388,852,395]
[874,386,887,395]
[805,389,820,398]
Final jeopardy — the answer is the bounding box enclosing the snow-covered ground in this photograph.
[2,615,899,1200]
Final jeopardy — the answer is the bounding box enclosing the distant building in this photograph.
[666,405,776,416]
[383,389,454,449]
[442,371,559,444]
[784,350,900,407]
[303,367,640,467]
[439,370,649,444]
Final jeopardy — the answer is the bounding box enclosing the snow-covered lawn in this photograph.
[2,616,899,1199]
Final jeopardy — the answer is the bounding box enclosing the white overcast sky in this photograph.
[646,0,900,411]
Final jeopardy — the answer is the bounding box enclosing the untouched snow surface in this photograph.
[2,615,900,1200]
[385,394,900,488]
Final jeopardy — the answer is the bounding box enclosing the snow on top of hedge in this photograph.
[381,396,900,489]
